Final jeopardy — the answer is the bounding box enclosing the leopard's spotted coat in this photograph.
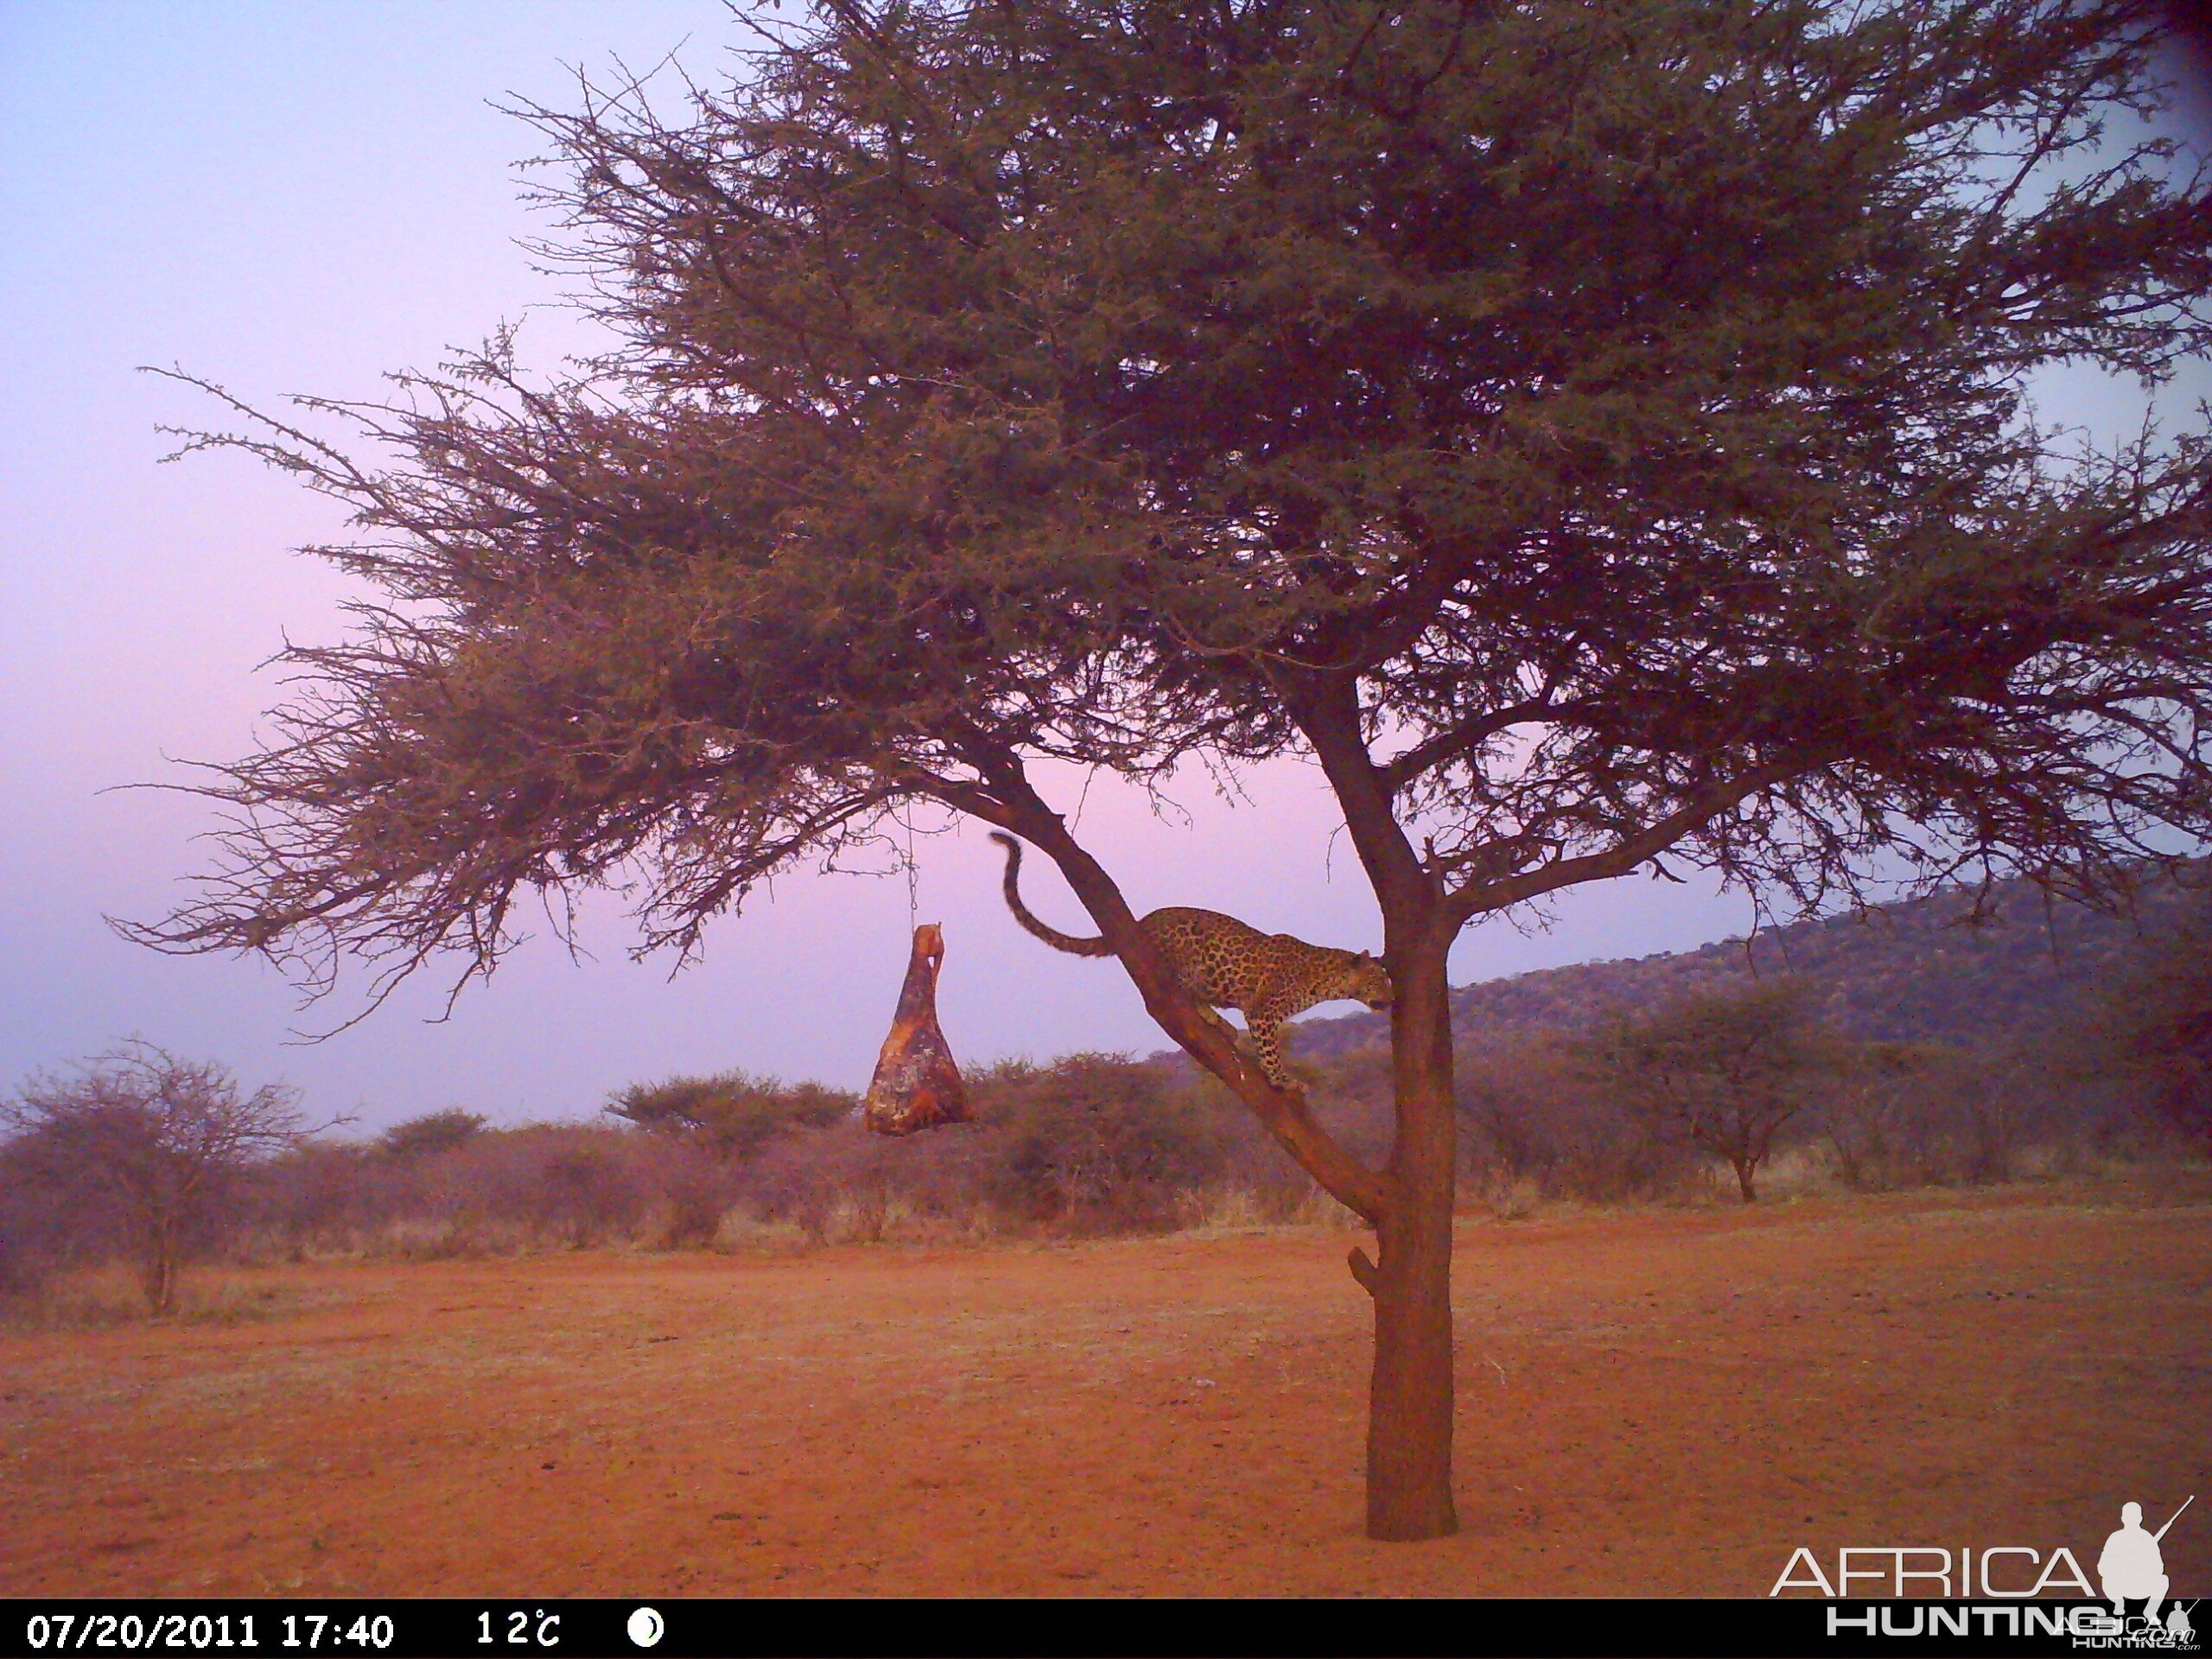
[988,832,1393,1085]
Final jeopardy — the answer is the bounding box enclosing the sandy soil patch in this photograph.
[2,1180,2204,1597]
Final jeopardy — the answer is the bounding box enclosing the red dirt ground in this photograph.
[2,1180,2206,1599]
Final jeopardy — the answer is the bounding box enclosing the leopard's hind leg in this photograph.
[1243,1009,1296,1088]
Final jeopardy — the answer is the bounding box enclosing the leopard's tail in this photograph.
[988,832,1114,957]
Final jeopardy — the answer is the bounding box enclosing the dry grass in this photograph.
[0,1263,365,1332]
[2,1172,2204,1599]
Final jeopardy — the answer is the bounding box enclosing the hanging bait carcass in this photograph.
[862,923,969,1135]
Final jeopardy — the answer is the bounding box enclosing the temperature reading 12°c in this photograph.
[479,1609,562,1648]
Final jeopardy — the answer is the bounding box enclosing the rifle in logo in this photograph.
[2161,1496,2196,1542]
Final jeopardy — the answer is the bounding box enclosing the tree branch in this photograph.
[1446,760,1808,926]
[969,746,1390,1224]
[1379,696,1573,796]
[1279,671,1434,929]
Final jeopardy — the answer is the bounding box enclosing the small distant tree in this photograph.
[606,1070,855,1159]
[1597,983,1822,1202]
[1821,1039,1947,1190]
[377,1108,488,1162]
[0,1046,333,1313]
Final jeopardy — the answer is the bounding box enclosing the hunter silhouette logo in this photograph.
[2101,1497,2191,1629]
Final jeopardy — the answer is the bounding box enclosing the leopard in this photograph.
[988,831,1393,1087]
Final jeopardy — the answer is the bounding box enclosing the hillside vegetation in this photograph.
[1290,862,2210,1063]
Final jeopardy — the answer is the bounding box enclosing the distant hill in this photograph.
[1287,862,2208,1062]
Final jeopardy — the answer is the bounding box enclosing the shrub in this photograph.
[2091,888,2212,1154]
[977,1054,1229,1231]
[0,1046,323,1313]
[605,1070,856,1159]
[1454,1033,1696,1206]
[377,1109,487,1162]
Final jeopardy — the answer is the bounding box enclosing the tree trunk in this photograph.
[1365,931,1459,1541]
[983,743,1455,1539]
[139,1222,177,1316]
[1735,1158,1758,1203]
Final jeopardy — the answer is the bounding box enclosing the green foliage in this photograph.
[376,1109,487,1162]
[606,1070,856,1160]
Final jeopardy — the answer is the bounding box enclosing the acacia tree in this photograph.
[2,1046,321,1314]
[1596,982,1822,1201]
[376,1107,490,1162]
[604,1071,857,1158]
[132,2,2212,1539]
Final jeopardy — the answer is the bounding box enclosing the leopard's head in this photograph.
[1344,950,1394,1012]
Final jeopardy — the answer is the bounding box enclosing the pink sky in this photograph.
[1,4,2202,1132]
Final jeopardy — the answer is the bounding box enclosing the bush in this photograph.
[2091,887,2212,1153]
[1589,982,1822,1203]
[1454,1033,1697,1206]
[605,1071,856,1159]
[0,1137,57,1300]
[977,1055,1229,1231]
[743,1125,920,1243]
[729,1055,1234,1241]
[377,1109,486,1162]
[55,999,2174,1273]
[249,1118,743,1255]
[0,1046,321,1313]
[253,1141,384,1254]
